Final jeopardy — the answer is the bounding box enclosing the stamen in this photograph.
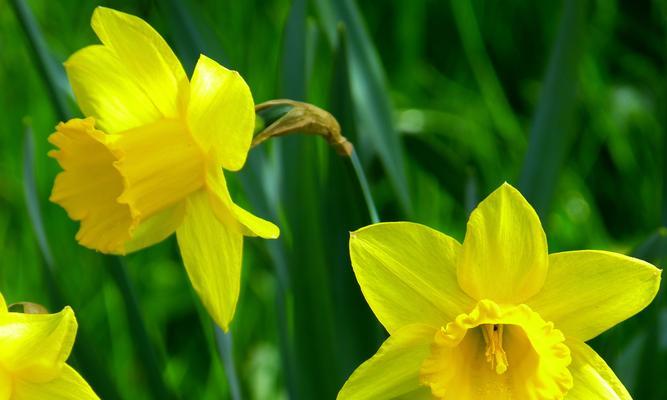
[481,324,509,374]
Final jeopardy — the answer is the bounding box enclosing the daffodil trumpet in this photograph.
[49,7,279,331]
[339,183,661,399]
[0,291,99,399]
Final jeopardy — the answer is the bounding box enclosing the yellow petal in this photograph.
[0,292,6,313]
[188,54,255,170]
[48,118,134,254]
[0,367,11,400]
[349,222,474,334]
[206,169,279,239]
[0,307,76,383]
[394,387,434,399]
[527,250,661,341]
[337,324,436,400]
[64,44,162,133]
[111,118,206,221]
[176,190,243,331]
[90,7,187,119]
[457,182,548,303]
[123,201,186,253]
[229,203,280,238]
[12,364,99,400]
[564,339,631,399]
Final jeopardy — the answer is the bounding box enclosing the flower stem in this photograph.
[349,149,380,224]
[107,257,173,399]
[215,328,243,400]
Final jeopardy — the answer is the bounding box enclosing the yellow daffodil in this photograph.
[48,7,279,330]
[339,183,661,399]
[0,291,98,399]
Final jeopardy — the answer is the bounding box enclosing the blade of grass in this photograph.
[632,228,667,262]
[215,327,242,400]
[518,0,587,217]
[10,0,70,120]
[325,24,385,387]
[22,123,122,400]
[279,1,339,397]
[238,151,298,400]
[450,0,524,149]
[106,257,173,399]
[159,0,228,72]
[315,0,413,215]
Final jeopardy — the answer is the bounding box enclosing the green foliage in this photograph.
[1,0,665,398]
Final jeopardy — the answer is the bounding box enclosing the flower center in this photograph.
[420,300,572,399]
[481,324,508,374]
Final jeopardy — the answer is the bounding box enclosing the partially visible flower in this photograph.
[338,183,661,399]
[0,291,98,399]
[49,7,279,330]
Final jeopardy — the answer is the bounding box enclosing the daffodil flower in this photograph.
[0,292,98,399]
[339,183,661,399]
[49,7,279,330]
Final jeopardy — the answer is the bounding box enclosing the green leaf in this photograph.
[450,0,524,150]
[10,0,71,120]
[518,0,587,217]
[632,227,667,263]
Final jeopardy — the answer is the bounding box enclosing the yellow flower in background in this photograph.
[339,183,661,399]
[0,292,98,400]
[49,7,279,330]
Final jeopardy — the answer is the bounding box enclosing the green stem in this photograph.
[215,328,243,400]
[349,149,380,224]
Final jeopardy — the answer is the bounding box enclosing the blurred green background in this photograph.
[1,0,666,398]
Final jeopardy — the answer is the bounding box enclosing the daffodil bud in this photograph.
[253,99,354,156]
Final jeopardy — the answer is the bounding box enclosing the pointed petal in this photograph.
[349,222,474,334]
[0,370,10,400]
[188,55,255,171]
[13,364,99,400]
[0,292,6,313]
[458,182,548,303]
[90,7,187,119]
[564,340,631,399]
[48,118,134,254]
[64,44,161,133]
[0,307,77,382]
[206,169,279,239]
[337,324,435,400]
[527,250,661,341]
[176,191,243,331]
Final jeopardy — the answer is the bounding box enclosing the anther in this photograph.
[481,324,509,374]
